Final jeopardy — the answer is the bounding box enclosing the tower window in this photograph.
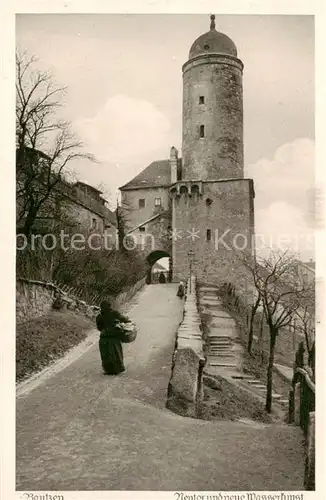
[154,197,162,206]
[139,227,146,232]
[199,96,205,104]
[139,198,145,208]
[200,125,205,138]
[206,229,211,241]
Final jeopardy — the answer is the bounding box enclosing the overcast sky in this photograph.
[16,14,315,259]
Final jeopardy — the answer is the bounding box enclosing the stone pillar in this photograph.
[294,382,301,425]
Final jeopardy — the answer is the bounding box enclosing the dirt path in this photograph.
[16,284,305,491]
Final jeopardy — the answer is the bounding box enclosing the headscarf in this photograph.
[100,300,111,314]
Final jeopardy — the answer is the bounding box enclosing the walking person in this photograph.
[158,272,166,284]
[96,300,131,375]
[176,281,185,299]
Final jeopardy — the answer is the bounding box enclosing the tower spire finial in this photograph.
[210,14,216,30]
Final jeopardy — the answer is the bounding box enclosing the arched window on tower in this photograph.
[191,184,200,195]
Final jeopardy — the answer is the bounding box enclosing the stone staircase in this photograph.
[198,284,289,410]
[231,373,289,408]
[198,285,242,372]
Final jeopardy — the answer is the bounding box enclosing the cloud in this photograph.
[73,94,171,165]
[246,138,315,259]
[255,201,314,259]
[246,137,315,211]
[246,138,315,258]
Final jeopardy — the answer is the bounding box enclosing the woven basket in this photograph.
[122,328,137,343]
[119,323,137,343]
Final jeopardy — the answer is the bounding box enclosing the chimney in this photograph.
[170,146,178,183]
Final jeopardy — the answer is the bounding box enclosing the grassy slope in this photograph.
[16,310,94,381]
[199,375,274,424]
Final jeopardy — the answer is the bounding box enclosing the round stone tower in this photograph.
[182,15,244,181]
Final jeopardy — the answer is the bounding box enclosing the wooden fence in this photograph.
[289,366,315,490]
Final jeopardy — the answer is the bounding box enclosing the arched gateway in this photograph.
[146,250,172,284]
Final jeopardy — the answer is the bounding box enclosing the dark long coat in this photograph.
[96,309,130,375]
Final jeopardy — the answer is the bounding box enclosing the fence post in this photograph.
[294,382,301,425]
[304,411,315,490]
[288,389,294,424]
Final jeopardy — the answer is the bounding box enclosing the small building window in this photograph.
[199,96,205,104]
[206,198,213,206]
[139,199,145,208]
[139,227,146,232]
[91,218,97,230]
[154,198,162,206]
[200,125,205,138]
[206,229,211,241]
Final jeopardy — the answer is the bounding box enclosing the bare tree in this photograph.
[16,51,95,238]
[243,250,312,413]
[247,289,262,355]
[294,288,315,358]
[116,196,134,253]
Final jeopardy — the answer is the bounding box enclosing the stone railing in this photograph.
[166,275,206,417]
[289,367,315,490]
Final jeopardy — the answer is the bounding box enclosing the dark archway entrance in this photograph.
[146,250,172,284]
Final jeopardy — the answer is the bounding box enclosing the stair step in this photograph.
[210,339,231,343]
[210,342,232,347]
[209,353,235,358]
[210,347,232,351]
[210,345,231,350]
[209,362,238,368]
[210,352,234,356]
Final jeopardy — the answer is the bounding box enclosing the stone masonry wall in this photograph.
[166,275,205,417]
[16,279,56,324]
[172,179,254,288]
[182,55,243,181]
[16,277,146,325]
